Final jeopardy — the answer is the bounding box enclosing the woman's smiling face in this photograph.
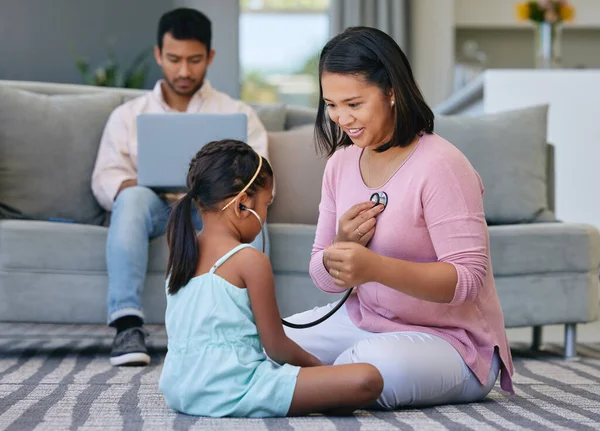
[321,72,395,150]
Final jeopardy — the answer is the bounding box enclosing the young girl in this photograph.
[159,139,383,418]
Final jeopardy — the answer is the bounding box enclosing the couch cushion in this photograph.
[488,222,600,276]
[268,223,340,317]
[497,272,598,327]
[284,106,316,130]
[0,220,108,272]
[0,220,319,276]
[251,103,287,132]
[0,219,170,324]
[267,125,328,224]
[268,223,316,273]
[6,219,596,278]
[0,220,167,274]
[0,86,122,225]
[435,105,553,224]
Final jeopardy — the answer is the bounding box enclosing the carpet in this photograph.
[1,323,599,431]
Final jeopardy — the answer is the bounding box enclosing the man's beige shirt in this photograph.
[91,79,269,211]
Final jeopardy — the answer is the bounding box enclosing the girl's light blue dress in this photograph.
[159,244,300,418]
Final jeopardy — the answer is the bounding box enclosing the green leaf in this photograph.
[72,44,152,88]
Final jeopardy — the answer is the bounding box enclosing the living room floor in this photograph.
[2,319,600,430]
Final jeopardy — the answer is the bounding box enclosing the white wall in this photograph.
[0,0,170,88]
[484,70,600,231]
[455,0,600,29]
[410,0,600,107]
[454,0,600,71]
[0,0,241,97]
[409,0,455,107]
[174,0,240,97]
[456,27,600,70]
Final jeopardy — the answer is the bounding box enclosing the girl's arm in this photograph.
[241,249,321,367]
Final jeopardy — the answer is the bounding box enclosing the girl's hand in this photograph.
[324,242,379,288]
[335,201,384,247]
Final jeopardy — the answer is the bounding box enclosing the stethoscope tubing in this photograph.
[246,191,387,329]
[281,288,353,328]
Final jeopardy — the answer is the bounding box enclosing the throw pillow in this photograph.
[0,86,122,225]
[267,125,327,224]
[251,103,287,132]
[435,105,554,224]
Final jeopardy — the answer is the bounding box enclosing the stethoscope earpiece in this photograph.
[370,191,388,210]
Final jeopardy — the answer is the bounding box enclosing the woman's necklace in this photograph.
[366,148,401,188]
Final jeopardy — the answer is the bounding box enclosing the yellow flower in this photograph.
[515,2,530,21]
[559,4,575,22]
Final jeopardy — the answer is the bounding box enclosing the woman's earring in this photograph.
[391,99,395,107]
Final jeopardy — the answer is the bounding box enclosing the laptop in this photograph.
[137,113,247,191]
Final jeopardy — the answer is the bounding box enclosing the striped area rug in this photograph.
[0,323,599,431]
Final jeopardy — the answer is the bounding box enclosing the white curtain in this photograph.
[328,0,409,54]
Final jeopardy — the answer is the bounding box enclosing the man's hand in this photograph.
[115,179,137,199]
[323,241,380,288]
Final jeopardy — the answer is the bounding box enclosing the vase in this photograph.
[534,22,563,69]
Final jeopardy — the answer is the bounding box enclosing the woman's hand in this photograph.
[324,242,380,288]
[335,201,384,246]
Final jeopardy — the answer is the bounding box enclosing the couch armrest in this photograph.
[490,222,600,327]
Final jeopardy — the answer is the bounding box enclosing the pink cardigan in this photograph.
[309,133,514,394]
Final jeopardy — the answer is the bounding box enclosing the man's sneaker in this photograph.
[110,327,151,366]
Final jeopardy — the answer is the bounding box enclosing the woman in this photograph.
[284,26,514,409]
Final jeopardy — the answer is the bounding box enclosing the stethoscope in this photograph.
[241,191,388,329]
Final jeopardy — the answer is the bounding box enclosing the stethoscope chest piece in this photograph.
[370,191,388,210]
[281,190,389,329]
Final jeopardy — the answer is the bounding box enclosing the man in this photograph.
[91,8,269,367]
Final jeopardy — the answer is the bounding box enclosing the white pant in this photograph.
[284,302,500,409]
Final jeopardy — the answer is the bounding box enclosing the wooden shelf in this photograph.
[454,0,600,29]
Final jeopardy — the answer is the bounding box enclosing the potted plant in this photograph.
[73,46,153,89]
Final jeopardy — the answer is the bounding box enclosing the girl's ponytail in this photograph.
[165,193,198,295]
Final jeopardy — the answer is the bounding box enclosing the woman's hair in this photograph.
[315,26,434,157]
[165,139,273,295]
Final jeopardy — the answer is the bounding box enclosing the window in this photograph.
[239,0,331,108]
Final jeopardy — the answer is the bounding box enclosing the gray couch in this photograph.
[1,80,598,358]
